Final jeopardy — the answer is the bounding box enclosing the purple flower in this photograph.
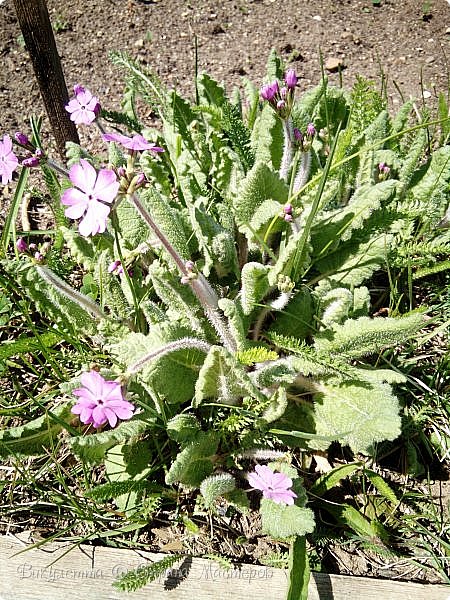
[102,132,164,153]
[22,156,40,168]
[61,159,119,237]
[283,203,293,215]
[71,370,135,429]
[293,128,303,142]
[248,464,297,505]
[306,123,316,137]
[0,135,19,185]
[15,132,30,147]
[66,86,101,125]
[285,69,298,89]
[16,237,28,253]
[108,259,124,275]
[260,80,279,102]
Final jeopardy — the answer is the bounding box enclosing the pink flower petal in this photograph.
[93,168,119,203]
[103,407,118,428]
[69,159,97,192]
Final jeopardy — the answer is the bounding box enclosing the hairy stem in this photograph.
[293,151,312,194]
[129,192,237,352]
[36,265,106,319]
[279,117,294,182]
[128,337,212,375]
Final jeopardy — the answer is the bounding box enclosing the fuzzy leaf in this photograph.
[241,262,269,315]
[194,346,257,406]
[233,161,288,237]
[314,313,425,358]
[109,324,207,404]
[200,473,236,508]
[69,414,153,464]
[0,404,71,458]
[251,105,283,170]
[313,380,401,453]
[139,187,190,264]
[260,499,315,540]
[261,386,288,424]
[166,414,202,445]
[165,431,219,486]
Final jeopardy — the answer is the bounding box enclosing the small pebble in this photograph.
[422,90,432,99]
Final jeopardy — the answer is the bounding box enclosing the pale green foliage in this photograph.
[233,161,288,238]
[69,414,153,464]
[166,414,202,444]
[194,346,259,406]
[0,404,70,458]
[200,473,236,509]
[240,262,270,315]
[10,51,450,565]
[313,380,401,453]
[165,431,219,486]
[314,312,425,358]
[260,499,315,539]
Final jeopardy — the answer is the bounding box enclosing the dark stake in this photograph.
[13,0,79,158]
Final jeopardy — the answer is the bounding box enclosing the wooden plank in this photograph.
[0,535,448,600]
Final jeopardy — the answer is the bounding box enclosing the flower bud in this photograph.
[15,132,30,146]
[283,203,293,215]
[285,69,298,89]
[108,260,122,273]
[34,252,43,262]
[306,123,316,137]
[293,128,303,142]
[22,156,40,168]
[260,80,279,102]
[73,84,86,96]
[16,237,28,253]
[185,260,195,272]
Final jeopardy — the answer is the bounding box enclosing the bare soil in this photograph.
[0,0,449,140]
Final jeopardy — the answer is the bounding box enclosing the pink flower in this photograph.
[285,69,298,89]
[102,132,164,153]
[248,464,297,505]
[71,370,135,429]
[16,237,28,253]
[61,159,119,237]
[0,135,19,185]
[108,259,124,275]
[65,86,101,125]
[260,80,279,102]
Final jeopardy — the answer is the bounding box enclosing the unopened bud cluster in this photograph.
[260,69,298,120]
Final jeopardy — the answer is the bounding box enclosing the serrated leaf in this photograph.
[314,313,425,358]
[0,404,71,458]
[241,262,269,314]
[165,431,219,486]
[313,380,401,453]
[69,414,153,464]
[260,499,315,540]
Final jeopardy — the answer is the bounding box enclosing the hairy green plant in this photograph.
[2,50,449,596]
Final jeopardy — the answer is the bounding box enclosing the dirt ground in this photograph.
[0,0,449,142]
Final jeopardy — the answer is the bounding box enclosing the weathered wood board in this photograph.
[0,535,448,600]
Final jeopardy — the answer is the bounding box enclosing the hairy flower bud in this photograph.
[22,156,40,168]
[306,123,316,137]
[260,80,279,102]
[16,237,28,253]
[14,132,30,146]
[285,69,298,89]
